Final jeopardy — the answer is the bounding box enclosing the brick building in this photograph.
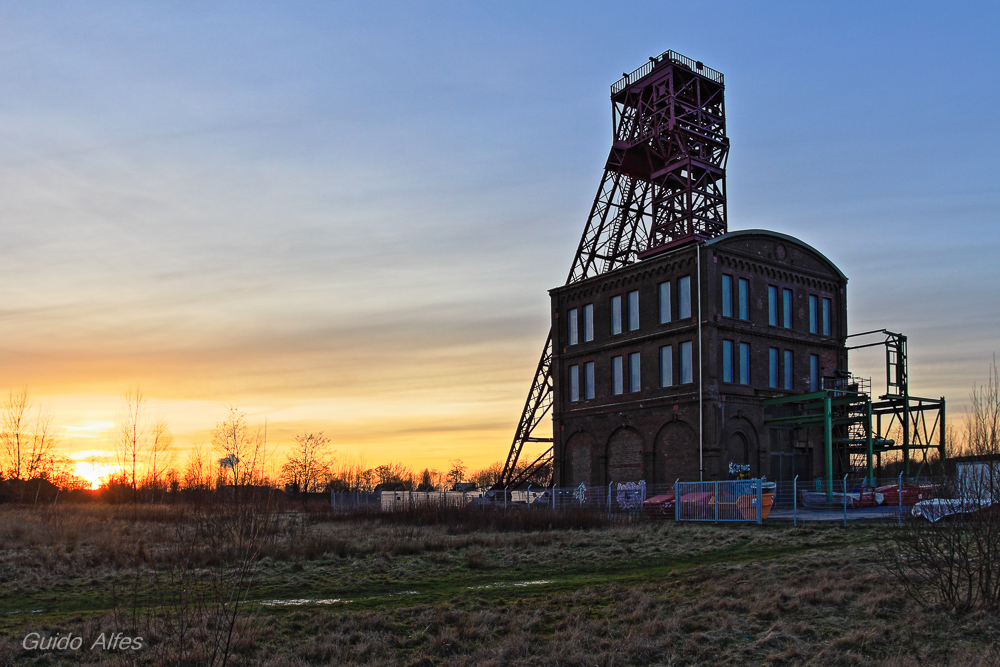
[549,229,848,487]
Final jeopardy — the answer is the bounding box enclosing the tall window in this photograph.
[738,278,749,321]
[660,345,673,387]
[568,365,580,402]
[721,275,733,318]
[583,304,594,342]
[739,342,750,385]
[627,290,639,331]
[768,286,778,326]
[584,362,595,399]
[658,281,671,324]
[809,354,820,392]
[722,340,734,383]
[784,350,794,390]
[678,276,691,320]
[822,298,832,336]
[567,308,578,346]
[809,295,818,334]
[680,341,693,384]
[612,356,624,395]
[769,348,779,388]
[610,296,622,335]
[782,288,793,329]
[628,352,641,392]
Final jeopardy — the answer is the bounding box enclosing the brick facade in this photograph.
[550,230,849,486]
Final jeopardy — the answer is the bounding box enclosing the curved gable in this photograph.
[705,229,847,283]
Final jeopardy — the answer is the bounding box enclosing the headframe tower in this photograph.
[500,50,729,487]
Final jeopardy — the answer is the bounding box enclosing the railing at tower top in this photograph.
[611,50,724,95]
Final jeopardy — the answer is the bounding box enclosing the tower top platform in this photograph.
[611,49,724,97]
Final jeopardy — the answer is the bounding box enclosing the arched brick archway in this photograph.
[606,427,644,484]
[721,418,760,478]
[654,420,699,484]
[564,431,596,487]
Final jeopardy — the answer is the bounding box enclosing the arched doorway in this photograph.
[723,427,759,479]
[606,428,644,484]
[654,420,699,483]
[563,431,595,487]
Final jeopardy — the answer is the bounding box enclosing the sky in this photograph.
[0,1,997,481]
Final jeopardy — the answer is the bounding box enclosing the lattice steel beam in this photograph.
[499,50,728,488]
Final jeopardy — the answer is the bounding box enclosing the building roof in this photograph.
[705,229,848,283]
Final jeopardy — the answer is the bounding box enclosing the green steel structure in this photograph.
[762,330,946,502]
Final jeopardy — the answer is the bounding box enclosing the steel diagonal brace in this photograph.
[499,329,554,485]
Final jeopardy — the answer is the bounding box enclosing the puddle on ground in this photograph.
[467,580,553,590]
[6,609,45,615]
[261,599,349,607]
[260,591,421,607]
[260,584,555,606]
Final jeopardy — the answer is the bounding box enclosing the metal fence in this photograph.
[675,479,770,523]
[329,490,380,514]
[331,475,952,524]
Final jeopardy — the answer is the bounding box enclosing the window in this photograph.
[678,276,691,320]
[629,352,641,392]
[567,308,578,346]
[660,345,673,387]
[722,340,734,383]
[612,356,624,395]
[809,354,820,392]
[611,296,622,335]
[782,289,793,329]
[739,342,750,385]
[822,298,831,336]
[784,350,794,390]
[583,304,594,342]
[658,281,671,324]
[627,290,639,331]
[569,365,580,402]
[768,286,778,326]
[809,295,818,334]
[738,278,749,321]
[680,341,693,384]
[769,348,779,388]
[584,362,595,399]
[722,275,733,318]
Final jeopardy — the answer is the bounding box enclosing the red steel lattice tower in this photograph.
[500,50,728,488]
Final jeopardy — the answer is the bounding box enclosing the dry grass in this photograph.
[2,504,1000,666]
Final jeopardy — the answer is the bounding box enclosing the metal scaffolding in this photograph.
[763,331,946,501]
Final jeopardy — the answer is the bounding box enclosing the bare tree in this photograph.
[417,468,435,491]
[212,408,269,488]
[145,418,174,499]
[967,355,1000,457]
[372,461,413,490]
[447,458,467,488]
[1,388,57,483]
[114,388,149,502]
[184,444,212,490]
[469,461,504,490]
[880,356,1000,613]
[280,432,332,495]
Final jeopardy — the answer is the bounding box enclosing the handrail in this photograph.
[611,49,723,96]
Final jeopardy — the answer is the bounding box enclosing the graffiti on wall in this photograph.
[616,480,646,510]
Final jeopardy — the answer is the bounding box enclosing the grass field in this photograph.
[1,504,999,666]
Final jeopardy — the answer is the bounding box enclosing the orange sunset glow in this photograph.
[0,3,996,488]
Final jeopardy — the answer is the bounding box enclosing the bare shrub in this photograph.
[112,489,280,666]
[879,358,1000,613]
